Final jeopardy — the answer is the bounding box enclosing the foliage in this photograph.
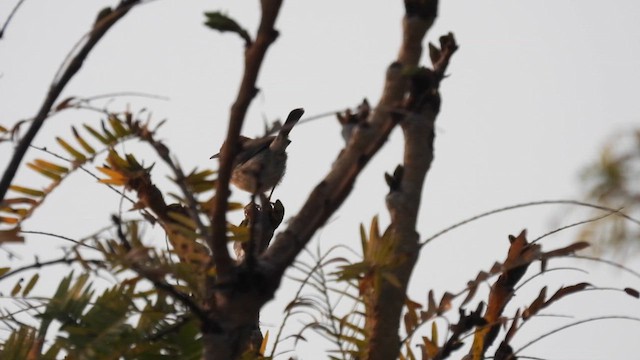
[1,1,639,359]
[203,11,252,46]
[580,130,640,255]
[270,222,640,360]
[0,106,220,357]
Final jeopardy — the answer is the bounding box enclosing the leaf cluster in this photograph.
[1,272,201,359]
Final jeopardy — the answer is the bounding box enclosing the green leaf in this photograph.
[23,273,39,296]
[41,341,62,360]
[0,326,37,359]
[204,11,252,45]
[11,279,22,296]
[108,116,130,137]
[369,216,380,242]
[39,273,93,338]
[27,162,62,181]
[83,124,110,145]
[167,211,197,230]
[33,159,69,174]
[125,153,144,169]
[107,149,131,170]
[9,185,45,197]
[359,223,368,253]
[72,126,96,154]
[381,272,402,288]
[101,120,117,142]
[56,137,87,161]
[336,261,370,280]
[227,223,249,243]
[183,169,217,193]
[58,282,137,358]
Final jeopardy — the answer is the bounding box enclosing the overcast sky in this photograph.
[1,0,640,358]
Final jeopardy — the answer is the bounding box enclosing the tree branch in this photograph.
[0,0,26,39]
[0,0,141,204]
[260,0,441,290]
[210,0,283,279]
[366,31,458,359]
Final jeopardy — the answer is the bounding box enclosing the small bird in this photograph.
[211,108,304,194]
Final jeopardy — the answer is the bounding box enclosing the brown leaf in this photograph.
[404,297,422,333]
[438,292,453,314]
[428,43,441,66]
[547,282,591,304]
[505,309,520,343]
[462,270,490,306]
[523,286,547,320]
[544,241,590,258]
[0,227,24,243]
[462,281,478,306]
[624,287,639,298]
[421,334,439,358]
[494,341,514,360]
[489,261,502,274]
[540,258,548,272]
[421,290,438,321]
[55,96,76,111]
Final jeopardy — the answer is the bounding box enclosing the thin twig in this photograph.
[514,267,589,292]
[514,316,640,355]
[1,93,163,136]
[0,0,26,39]
[82,91,170,102]
[531,208,621,244]
[572,255,640,279]
[20,230,98,250]
[421,200,640,247]
[0,256,103,282]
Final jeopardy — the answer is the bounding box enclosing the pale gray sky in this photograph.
[1,0,639,358]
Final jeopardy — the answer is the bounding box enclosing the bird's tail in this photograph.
[271,108,304,151]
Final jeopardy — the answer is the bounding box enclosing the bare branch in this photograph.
[364,31,457,359]
[210,0,284,279]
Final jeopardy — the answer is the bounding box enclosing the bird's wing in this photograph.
[235,136,275,165]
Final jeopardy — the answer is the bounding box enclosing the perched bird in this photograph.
[211,108,304,194]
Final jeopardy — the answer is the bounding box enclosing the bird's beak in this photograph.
[210,153,220,159]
